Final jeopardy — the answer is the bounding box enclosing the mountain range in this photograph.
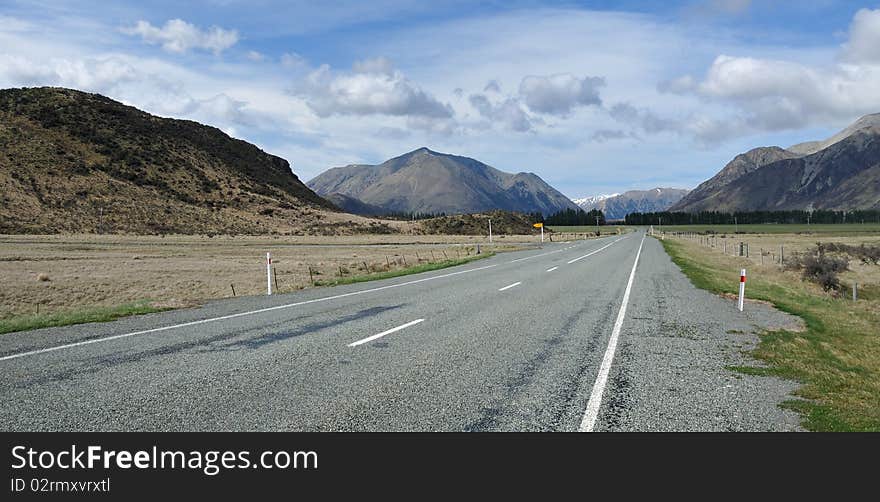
[0,87,376,235]
[307,148,579,216]
[672,113,880,212]
[575,188,689,219]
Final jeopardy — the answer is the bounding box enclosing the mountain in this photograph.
[307,148,579,216]
[0,87,376,235]
[670,147,799,211]
[671,114,880,212]
[573,193,619,212]
[576,188,689,219]
[788,113,880,155]
[322,192,389,216]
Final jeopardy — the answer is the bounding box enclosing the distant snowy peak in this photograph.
[575,188,690,219]
[573,193,619,209]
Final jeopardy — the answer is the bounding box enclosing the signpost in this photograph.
[533,222,544,243]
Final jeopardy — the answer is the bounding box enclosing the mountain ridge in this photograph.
[576,188,689,219]
[671,113,880,212]
[308,147,579,216]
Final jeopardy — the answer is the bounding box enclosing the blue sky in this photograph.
[2,1,880,198]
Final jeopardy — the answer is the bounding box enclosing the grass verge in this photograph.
[660,238,880,431]
[314,253,493,287]
[0,301,169,335]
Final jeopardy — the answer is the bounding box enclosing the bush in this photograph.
[796,252,849,291]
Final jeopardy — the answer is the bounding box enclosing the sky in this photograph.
[2,1,880,199]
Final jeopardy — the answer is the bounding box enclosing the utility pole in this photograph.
[734,216,738,234]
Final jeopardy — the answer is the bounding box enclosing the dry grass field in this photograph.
[0,233,565,328]
[659,230,880,293]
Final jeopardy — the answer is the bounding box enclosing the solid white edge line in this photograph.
[566,237,624,264]
[498,281,522,291]
[578,233,646,432]
[546,266,559,272]
[0,262,500,362]
[348,319,425,347]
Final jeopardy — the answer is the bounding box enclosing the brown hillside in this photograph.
[0,87,394,235]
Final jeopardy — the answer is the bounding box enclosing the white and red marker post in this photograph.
[267,252,273,296]
[737,268,746,311]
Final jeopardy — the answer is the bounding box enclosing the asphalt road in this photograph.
[0,231,803,431]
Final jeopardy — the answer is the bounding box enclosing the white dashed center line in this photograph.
[498,282,522,291]
[348,319,425,347]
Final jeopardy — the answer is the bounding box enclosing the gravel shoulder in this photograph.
[597,237,805,431]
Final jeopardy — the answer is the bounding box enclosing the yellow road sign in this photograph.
[533,223,543,228]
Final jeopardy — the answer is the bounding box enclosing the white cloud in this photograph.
[468,93,533,132]
[246,50,265,61]
[653,8,880,140]
[0,54,138,92]
[280,52,307,68]
[591,129,633,142]
[121,19,239,54]
[352,56,394,75]
[841,8,880,64]
[657,74,696,94]
[483,79,501,93]
[518,73,604,116]
[292,59,453,119]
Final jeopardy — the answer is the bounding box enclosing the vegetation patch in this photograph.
[0,301,168,335]
[314,253,493,287]
[661,237,880,431]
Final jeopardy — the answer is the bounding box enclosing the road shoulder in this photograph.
[597,237,804,431]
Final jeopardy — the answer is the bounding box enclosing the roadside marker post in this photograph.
[738,268,746,312]
[267,252,272,296]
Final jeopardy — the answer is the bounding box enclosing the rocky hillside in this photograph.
[0,87,390,235]
[308,147,579,216]
[417,210,540,235]
[576,188,689,219]
[671,114,880,212]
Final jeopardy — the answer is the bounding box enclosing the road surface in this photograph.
[0,231,803,431]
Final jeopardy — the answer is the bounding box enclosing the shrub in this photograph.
[797,252,849,291]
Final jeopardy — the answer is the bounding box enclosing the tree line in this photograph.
[544,208,606,226]
[624,209,880,226]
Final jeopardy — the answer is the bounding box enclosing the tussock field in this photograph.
[658,228,880,431]
[0,233,552,332]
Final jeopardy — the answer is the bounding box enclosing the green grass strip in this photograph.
[0,301,167,335]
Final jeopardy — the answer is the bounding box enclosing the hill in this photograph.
[416,210,540,235]
[671,114,880,212]
[307,148,579,216]
[576,188,689,219]
[0,87,395,235]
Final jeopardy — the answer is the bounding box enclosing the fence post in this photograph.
[267,252,272,296]
[853,282,858,302]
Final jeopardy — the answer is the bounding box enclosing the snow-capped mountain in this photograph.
[572,193,619,210]
[575,188,690,219]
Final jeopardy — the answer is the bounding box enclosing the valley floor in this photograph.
[0,233,552,332]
